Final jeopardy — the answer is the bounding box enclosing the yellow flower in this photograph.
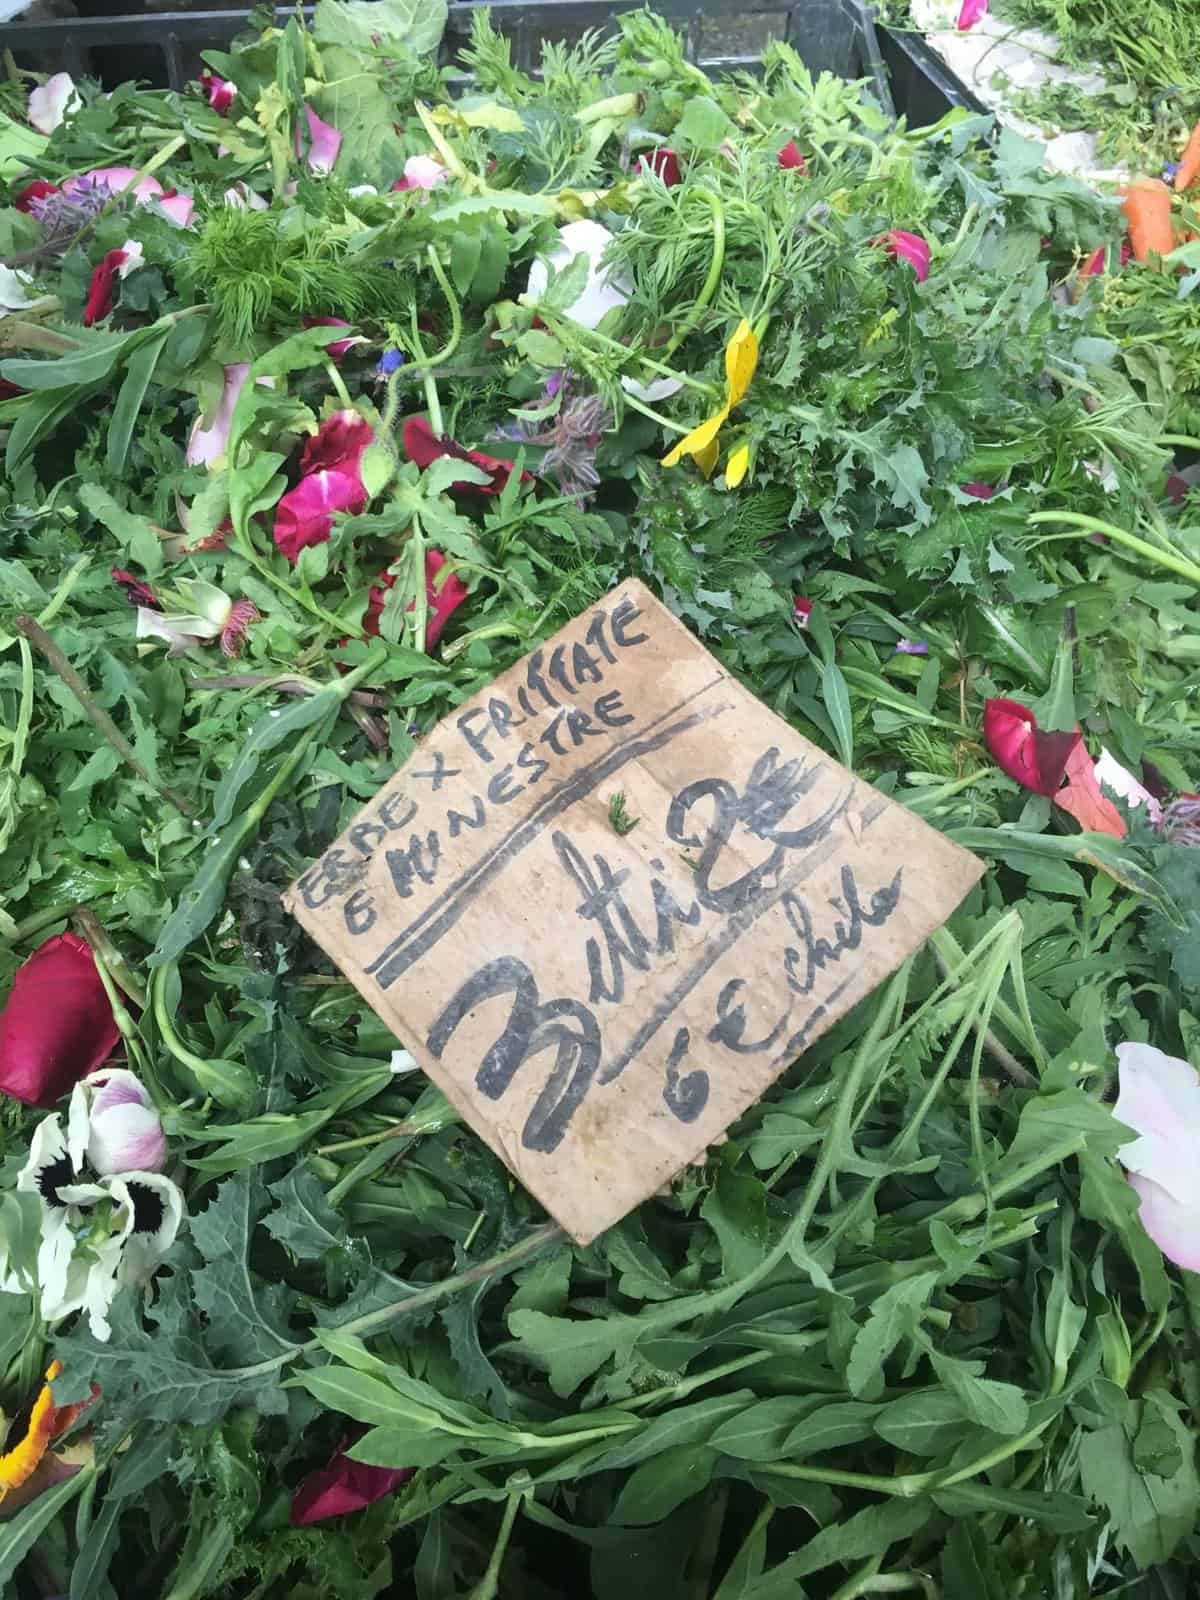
[662,319,759,470]
[0,1362,63,1501]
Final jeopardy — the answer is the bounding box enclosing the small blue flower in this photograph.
[377,348,405,377]
[1164,162,1181,182]
[895,639,929,656]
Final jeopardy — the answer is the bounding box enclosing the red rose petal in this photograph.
[0,933,120,1107]
[983,697,1081,797]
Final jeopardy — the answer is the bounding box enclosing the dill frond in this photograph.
[460,9,536,102]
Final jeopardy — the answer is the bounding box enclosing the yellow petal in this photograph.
[695,438,720,477]
[661,408,728,468]
[724,319,759,410]
[724,443,750,488]
[0,1364,62,1499]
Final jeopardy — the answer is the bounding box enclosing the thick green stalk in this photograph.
[1028,510,1200,586]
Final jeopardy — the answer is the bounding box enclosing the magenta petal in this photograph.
[273,468,366,560]
[290,1441,413,1526]
[885,229,931,282]
[962,481,996,499]
[0,933,120,1107]
[957,0,988,28]
[982,698,1081,797]
[301,105,341,174]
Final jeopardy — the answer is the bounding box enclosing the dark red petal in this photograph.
[0,379,22,400]
[639,148,681,186]
[299,409,373,475]
[110,566,159,609]
[423,549,469,648]
[401,415,445,471]
[82,250,126,327]
[778,140,807,171]
[290,1438,413,1527]
[983,697,1081,797]
[962,481,995,499]
[14,179,59,213]
[0,932,120,1106]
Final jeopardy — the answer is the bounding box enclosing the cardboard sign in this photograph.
[283,581,982,1243]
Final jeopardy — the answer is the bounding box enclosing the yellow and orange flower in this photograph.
[661,319,758,479]
[0,1361,90,1503]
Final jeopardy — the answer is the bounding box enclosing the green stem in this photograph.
[662,188,727,360]
[441,621,526,661]
[412,245,463,370]
[323,358,352,409]
[830,1555,885,1600]
[1028,510,1200,586]
[14,614,197,815]
[620,389,690,434]
[2,900,80,944]
[466,1491,522,1600]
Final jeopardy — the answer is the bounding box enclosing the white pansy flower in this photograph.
[0,1082,184,1342]
[526,220,632,331]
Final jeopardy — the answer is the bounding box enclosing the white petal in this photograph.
[224,183,269,211]
[28,72,80,135]
[116,240,143,279]
[390,1048,418,1075]
[1095,749,1163,823]
[82,1237,125,1342]
[0,264,36,312]
[620,374,684,404]
[88,1102,166,1176]
[347,184,378,198]
[67,1083,91,1174]
[526,220,631,332]
[1129,1172,1200,1273]
[35,1208,77,1318]
[1114,1041,1200,1206]
[402,155,446,190]
[18,1115,65,1190]
[135,608,221,648]
[107,1172,184,1282]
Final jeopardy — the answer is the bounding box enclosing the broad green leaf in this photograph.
[611,1445,715,1524]
[709,1397,823,1462]
[742,1499,931,1593]
[106,326,169,476]
[845,1272,938,1399]
[0,1468,92,1587]
[78,483,164,577]
[873,1389,970,1456]
[313,0,447,55]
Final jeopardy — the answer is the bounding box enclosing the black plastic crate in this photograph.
[0,0,894,114]
[878,22,986,126]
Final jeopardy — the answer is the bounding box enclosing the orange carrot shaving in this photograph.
[1122,179,1176,263]
[1176,119,1200,193]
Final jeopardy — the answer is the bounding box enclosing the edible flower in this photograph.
[0,265,37,311]
[1114,1042,1200,1272]
[497,383,611,500]
[301,315,365,362]
[300,105,341,174]
[28,73,79,135]
[63,169,193,226]
[363,550,470,649]
[0,933,119,1108]
[290,1430,414,1525]
[402,416,523,496]
[526,220,632,332]
[778,140,806,171]
[377,348,405,379]
[199,70,236,115]
[962,481,996,499]
[0,1086,184,1340]
[135,579,259,657]
[911,0,988,27]
[881,230,931,283]
[82,241,142,326]
[0,1363,91,1506]
[638,147,681,186]
[957,0,988,25]
[793,597,812,628]
[982,699,1129,835]
[391,154,447,192]
[662,318,758,474]
[274,410,373,559]
[77,1068,166,1176]
[895,639,929,655]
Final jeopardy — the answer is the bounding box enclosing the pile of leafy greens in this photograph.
[0,4,1198,1597]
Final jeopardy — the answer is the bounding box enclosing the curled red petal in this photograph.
[82,249,128,326]
[0,933,120,1107]
[14,179,59,213]
[639,147,681,186]
[290,1436,413,1526]
[983,697,1081,797]
[301,316,362,363]
[778,140,807,171]
[200,70,236,115]
[110,566,159,609]
[962,481,996,499]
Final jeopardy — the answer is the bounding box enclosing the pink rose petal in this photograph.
[957,0,988,28]
[300,105,341,175]
[883,229,931,282]
[28,72,78,135]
